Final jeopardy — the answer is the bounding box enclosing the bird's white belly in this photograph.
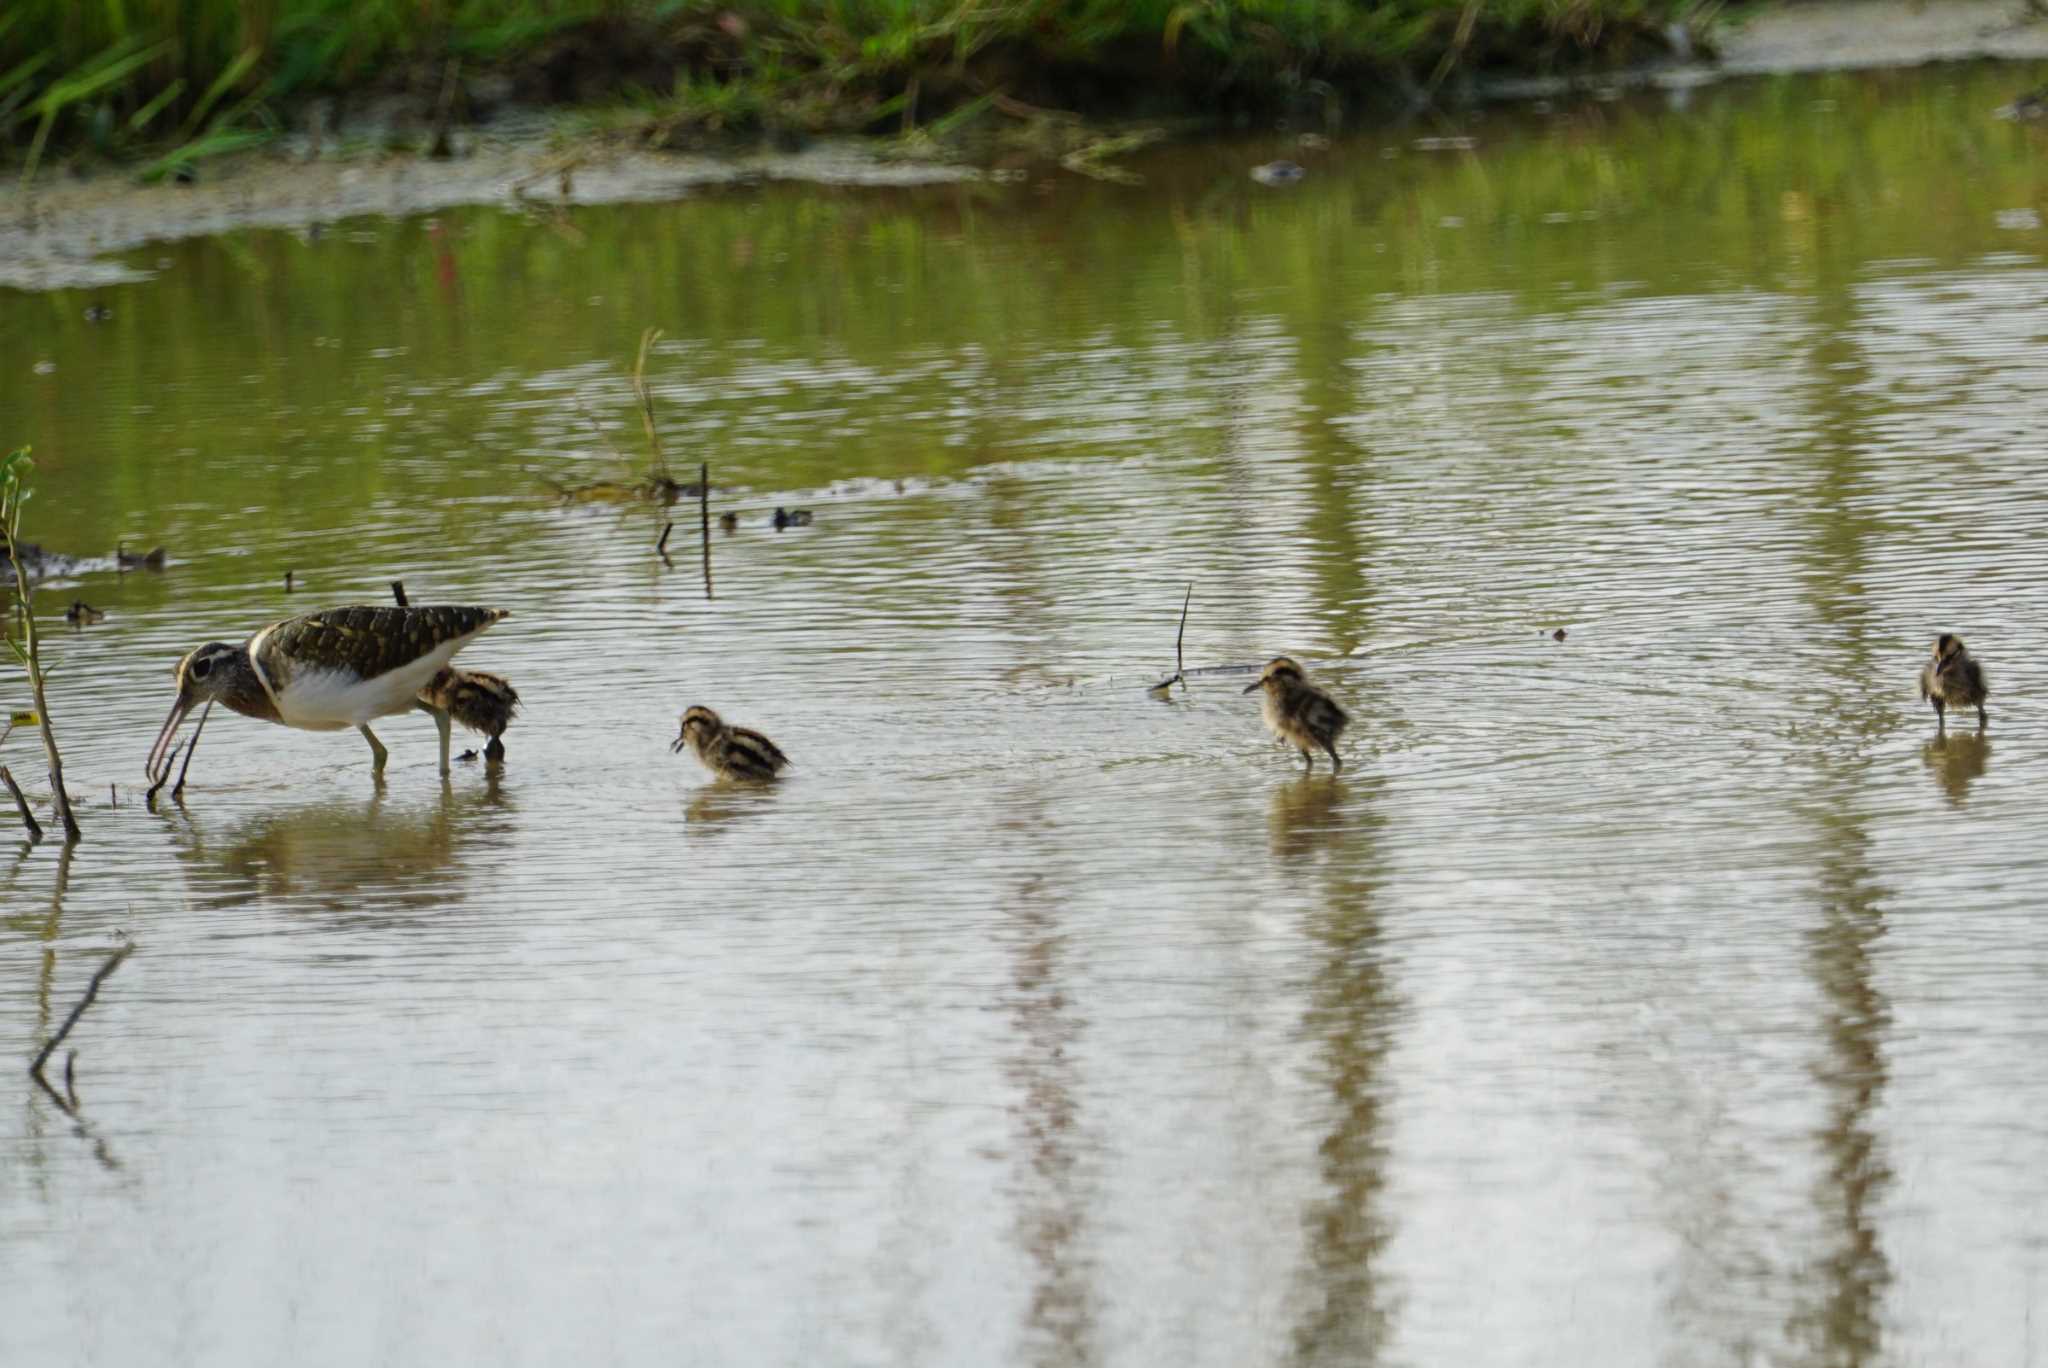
[272,643,460,729]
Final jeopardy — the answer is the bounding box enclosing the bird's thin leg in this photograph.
[1978,704,1988,730]
[358,724,389,773]
[1932,698,1946,733]
[172,701,212,799]
[417,702,452,775]
[1324,741,1343,774]
[1300,748,1314,772]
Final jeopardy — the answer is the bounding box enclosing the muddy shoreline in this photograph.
[3,0,2044,294]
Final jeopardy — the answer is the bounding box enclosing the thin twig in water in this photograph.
[390,580,409,607]
[1175,582,1190,682]
[699,461,712,600]
[63,1050,77,1110]
[0,765,42,840]
[656,521,674,565]
[1148,582,1193,693]
[3,449,80,841]
[30,943,133,1112]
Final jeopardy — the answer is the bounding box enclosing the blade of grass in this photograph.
[17,38,173,188]
[178,45,260,141]
[136,125,273,183]
[128,77,185,132]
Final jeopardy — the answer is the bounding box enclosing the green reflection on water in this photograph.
[4,64,2045,574]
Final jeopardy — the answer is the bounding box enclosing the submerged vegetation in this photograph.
[1,0,1703,174]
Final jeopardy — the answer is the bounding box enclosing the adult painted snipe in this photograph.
[147,604,509,788]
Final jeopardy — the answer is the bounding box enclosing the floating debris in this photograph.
[546,474,703,505]
[1251,160,1305,186]
[774,507,813,531]
[115,542,166,571]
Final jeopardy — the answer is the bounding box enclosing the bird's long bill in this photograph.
[146,691,194,782]
[1241,679,1263,694]
[669,731,689,754]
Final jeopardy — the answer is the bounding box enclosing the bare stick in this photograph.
[656,521,674,565]
[390,580,409,607]
[1147,582,1193,693]
[30,943,133,1101]
[699,461,713,600]
[63,1050,77,1109]
[0,765,42,840]
[1175,581,1191,682]
[172,701,210,799]
[108,783,115,808]
[5,526,79,843]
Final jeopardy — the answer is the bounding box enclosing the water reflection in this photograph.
[1000,836,1098,1367]
[1919,733,1990,807]
[163,782,514,918]
[1790,804,1894,1367]
[1286,776,1397,1366]
[682,778,785,834]
[1267,777,1343,861]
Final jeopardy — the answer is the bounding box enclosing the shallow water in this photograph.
[6,61,2048,1366]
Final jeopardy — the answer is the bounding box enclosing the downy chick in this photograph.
[1919,633,1988,731]
[671,704,789,781]
[1243,656,1349,772]
[418,667,520,761]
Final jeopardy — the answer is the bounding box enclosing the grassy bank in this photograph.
[1,1,1705,177]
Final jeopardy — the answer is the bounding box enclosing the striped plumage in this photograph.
[148,605,508,784]
[1919,633,1988,731]
[1243,656,1349,773]
[671,704,789,781]
[417,667,520,762]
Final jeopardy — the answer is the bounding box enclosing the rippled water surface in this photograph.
[7,62,2048,1367]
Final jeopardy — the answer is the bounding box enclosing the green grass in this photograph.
[0,0,1704,173]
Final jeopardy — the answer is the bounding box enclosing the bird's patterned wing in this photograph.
[1287,689,1349,738]
[255,606,507,690]
[727,726,790,778]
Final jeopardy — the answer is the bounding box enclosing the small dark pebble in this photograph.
[1552,628,1567,642]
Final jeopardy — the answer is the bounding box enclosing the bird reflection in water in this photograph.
[1269,776,1345,860]
[1920,732,1990,807]
[163,777,514,919]
[682,778,783,833]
